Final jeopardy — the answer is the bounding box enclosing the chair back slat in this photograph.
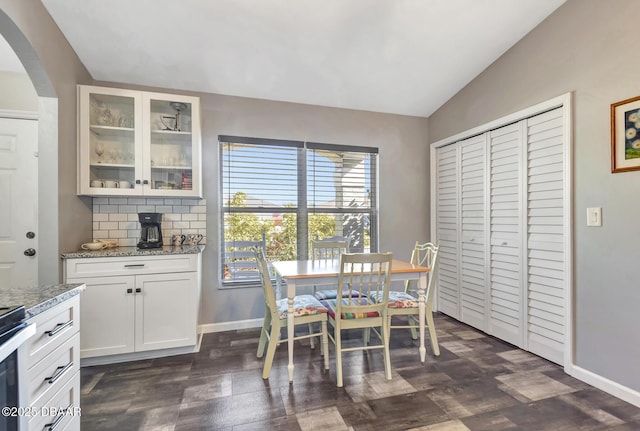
[406,242,440,303]
[310,239,349,261]
[337,252,392,317]
[225,234,266,280]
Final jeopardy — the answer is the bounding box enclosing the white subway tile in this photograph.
[93,213,109,222]
[198,214,207,221]
[172,205,190,213]
[109,198,128,205]
[164,199,182,205]
[109,213,128,222]
[128,214,138,221]
[182,213,198,221]
[93,231,109,238]
[100,221,119,230]
[190,205,206,214]
[109,230,128,239]
[173,221,190,229]
[93,222,100,230]
[93,197,109,205]
[190,221,206,229]
[128,229,141,238]
[164,213,181,221]
[119,221,136,230]
[137,205,156,213]
[99,205,119,213]
[146,198,165,205]
[155,205,173,213]
[119,205,137,213]
[127,198,147,205]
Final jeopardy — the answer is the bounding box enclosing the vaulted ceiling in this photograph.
[6,0,566,117]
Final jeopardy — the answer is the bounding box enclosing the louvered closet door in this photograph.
[459,135,487,330]
[435,144,460,319]
[489,123,524,347]
[526,107,565,364]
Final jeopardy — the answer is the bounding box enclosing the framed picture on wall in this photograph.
[611,95,640,173]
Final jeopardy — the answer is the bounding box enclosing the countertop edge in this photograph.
[60,245,205,259]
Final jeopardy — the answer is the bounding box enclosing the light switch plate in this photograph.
[587,207,602,227]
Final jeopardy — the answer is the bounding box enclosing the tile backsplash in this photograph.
[92,197,207,247]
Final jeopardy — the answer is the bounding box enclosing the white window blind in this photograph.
[220,136,378,286]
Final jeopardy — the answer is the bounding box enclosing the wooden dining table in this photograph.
[271,258,431,382]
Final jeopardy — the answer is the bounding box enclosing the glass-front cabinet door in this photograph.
[78,86,142,196]
[78,85,201,197]
[143,92,201,197]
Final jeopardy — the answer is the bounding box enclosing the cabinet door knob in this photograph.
[135,179,141,184]
[143,180,149,185]
[126,288,133,294]
[24,248,36,257]
[135,288,142,293]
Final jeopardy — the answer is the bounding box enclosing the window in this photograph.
[220,135,378,285]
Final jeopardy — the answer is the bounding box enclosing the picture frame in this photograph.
[611,95,640,173]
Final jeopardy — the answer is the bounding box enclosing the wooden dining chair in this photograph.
[319,252,393,387]
[373,242,441,356]
[253,247,329,379]
[310,237,350,300]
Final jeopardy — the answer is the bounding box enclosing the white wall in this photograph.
[0,70,37,111]
[429,0,640,393]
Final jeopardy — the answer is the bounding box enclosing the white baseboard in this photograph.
[198,318,263,334]
[80,342,200,367]
[571,365,640,408]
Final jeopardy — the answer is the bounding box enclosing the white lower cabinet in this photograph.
[64,254,201,360]
[26,295,82,431]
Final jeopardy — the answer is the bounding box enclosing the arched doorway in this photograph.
[0,10,59,285]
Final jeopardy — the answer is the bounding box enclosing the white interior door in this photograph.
[525,107,566,364]
[0,116,38,288]
[489,122,524,347]
[459,134,488,331]
[435,144,460,318]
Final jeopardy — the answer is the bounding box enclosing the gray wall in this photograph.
[200,94,429,324]
[429,0,640,392]
[0,0,93,283]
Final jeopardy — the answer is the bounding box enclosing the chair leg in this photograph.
[382,319,392,381]
[308,323,315,349]
[363,328,369,347]
[426,312,440,356]
[262,323,280,379]
[257,312,271,358]
[321,319,329,370]
[409,315,419,340]
[336,325,343,387]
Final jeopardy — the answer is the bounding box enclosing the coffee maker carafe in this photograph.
[138,213,163,249]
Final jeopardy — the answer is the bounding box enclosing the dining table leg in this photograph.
[418,272,427,363]
[287,280,295,382]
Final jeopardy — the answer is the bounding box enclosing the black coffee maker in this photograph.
[138,213,163,249]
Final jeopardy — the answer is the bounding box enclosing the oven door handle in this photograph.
[0,322,36,363]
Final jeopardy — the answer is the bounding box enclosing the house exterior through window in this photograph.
[219,135,378,286]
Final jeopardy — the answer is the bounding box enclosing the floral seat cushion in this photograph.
[370,290,419,309]
[319,298,381,319]
[275,295,328,320]
[313,289,367,300]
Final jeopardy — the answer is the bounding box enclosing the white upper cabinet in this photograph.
[77,85,202,197]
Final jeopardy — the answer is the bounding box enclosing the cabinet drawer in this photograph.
[26,296,80,368]
[28,370,80,431]
[65,254,198,278]
[28,333,79,409]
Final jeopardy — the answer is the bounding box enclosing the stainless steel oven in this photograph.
[0,306,35,431]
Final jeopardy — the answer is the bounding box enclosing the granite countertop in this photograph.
[60,244,205,259]
[0,283,85,319]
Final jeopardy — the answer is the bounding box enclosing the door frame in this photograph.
[430,92,573,372]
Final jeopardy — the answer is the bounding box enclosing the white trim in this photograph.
[80,342,200,366]
[0,108,37,120]
[198,318,263,334]
[431,93,570,149]
[430,144,438,311]
[571,366,640,409]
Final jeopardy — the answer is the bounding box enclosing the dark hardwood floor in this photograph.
[80,314,640,430]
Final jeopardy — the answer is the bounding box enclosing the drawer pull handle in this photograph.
[45,320,73,337]
[124,264,146,268]
[45,361,73,384]
[45,403,73,431]
[135,288,142,293]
